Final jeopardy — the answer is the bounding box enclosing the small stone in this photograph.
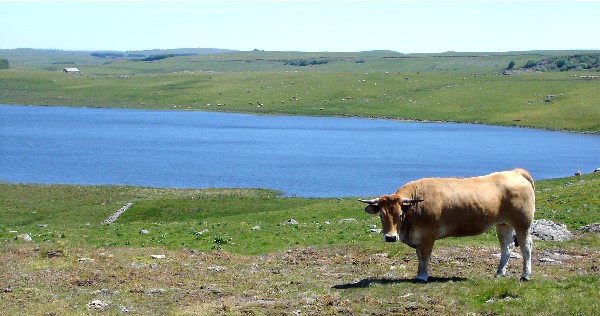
[16,234,32,241]
[46,251,63,258]
[338,218,357,224]
[539,257,558,263]
[87,299,109,310]
[92,288,116,295]
[579,223,600,234]
[208,266,227,272]
[196,229,209,235]
[251,226,261,231]
[139,229,150,235]
[145,288,165,296]
[119,305,132,312]
[150,254,166,259]
[78,257,94,262]
[282,219,299,225]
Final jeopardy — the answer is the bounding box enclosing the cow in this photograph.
[359,168,535,282]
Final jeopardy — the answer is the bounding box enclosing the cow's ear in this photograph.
[365,204,380,214]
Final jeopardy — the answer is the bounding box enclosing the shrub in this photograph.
[506,60,516,70]
[524,60,537,68]
[0,58,8,69]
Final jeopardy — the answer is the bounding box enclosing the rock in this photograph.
[368,228,383,233]
[531,219,573,241]
[119,305,132,312]
[150,254,166,259]
[251,226,261,231]
[101,202,133,225]
[92,288,116,295]
[593,168,600,173]
[579,223,600,234]
[37,224,48,228]
[139,229,150,235]
[282,219,299,225]
[208,266,227,272]
[539,257,558,263]
[87,299,109,310]
[492,252,522,259]
[196,229,209,235]
[145,288,165,296]
[367,224,377,229]
[338,218,357,224]
[16,234,32,241]
[78,257,94,262]
[575,171,582,176]
[46,251,63,258]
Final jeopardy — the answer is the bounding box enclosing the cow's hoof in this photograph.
[414,276,428,283]
[519,276,530,282]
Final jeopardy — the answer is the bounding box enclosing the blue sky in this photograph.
[1,1,599,53]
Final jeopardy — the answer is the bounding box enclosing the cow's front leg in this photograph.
[415,240,435,282]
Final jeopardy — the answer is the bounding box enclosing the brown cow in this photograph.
[360,168,535,282]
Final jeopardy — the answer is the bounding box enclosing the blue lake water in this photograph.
[1,104,598,197]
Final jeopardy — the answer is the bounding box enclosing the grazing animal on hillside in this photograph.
[359,168,535,282]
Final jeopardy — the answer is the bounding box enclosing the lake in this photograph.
[1,104,598,197]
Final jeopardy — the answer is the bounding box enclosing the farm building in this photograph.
[63,67,80,73]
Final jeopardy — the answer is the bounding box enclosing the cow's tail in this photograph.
[516,168,535,190]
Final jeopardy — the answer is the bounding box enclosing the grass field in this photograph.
[1,49,599,132]
[1,173,598,315]
[1,48,599,314]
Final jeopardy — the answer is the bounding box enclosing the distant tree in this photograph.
[0,58,8,69]
[523,60,537,68]
[91,52,124,59]
[506,60,516,70]
[556,59,567,68]
[140,54,174,61]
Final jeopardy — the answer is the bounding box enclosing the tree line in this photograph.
[507,53,600,71]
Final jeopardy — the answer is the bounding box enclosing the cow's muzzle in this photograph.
[384,234,399,243]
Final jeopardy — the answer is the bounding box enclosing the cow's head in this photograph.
[359,195,423,242]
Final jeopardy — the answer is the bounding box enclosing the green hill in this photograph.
[1,49,599,132]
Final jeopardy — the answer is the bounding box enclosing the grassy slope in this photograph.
[1,50,599,132]
[0,49,598,314]
[0,174,599,315]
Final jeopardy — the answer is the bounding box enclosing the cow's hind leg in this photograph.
[495,223,514,277]
[514,228,533,281]
[415,239,435,282]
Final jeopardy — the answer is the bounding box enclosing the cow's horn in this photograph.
[359,198,379,205]
[402,198,424,204]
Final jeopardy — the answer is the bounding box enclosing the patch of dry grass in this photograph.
[1,241,598,316]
